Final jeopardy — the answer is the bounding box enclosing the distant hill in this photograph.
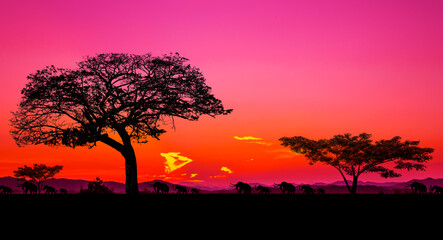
[1,176,442,194]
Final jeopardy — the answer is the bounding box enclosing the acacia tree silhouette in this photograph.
[10,52,232,194]
[280,133,433,194]
[13,163,63,194]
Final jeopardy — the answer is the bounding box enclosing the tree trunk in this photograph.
[336,168,353,194]
[99,133,139,194]
[121,145,139,195]
[350,176,359,195]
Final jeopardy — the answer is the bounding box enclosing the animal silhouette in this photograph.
[408,182,427,194]
[275,182,296,195]
[152,182,169,194]
[431,185,443,194]
[316,188,326,194]
[43,185,57,194]
[19,181,37,194]
[230,182,252,194]
[0,185,12,194]
[299,185,315,194]
[191,188,199,194]
[255,185,270,194]
[174,185,187,194]
[59,188,68,194]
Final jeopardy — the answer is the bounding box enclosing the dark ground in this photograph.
[1,193,441,214]
[1,194,441,236]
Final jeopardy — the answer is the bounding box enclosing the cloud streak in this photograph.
[233,136,273,146]
[234,136,262,141]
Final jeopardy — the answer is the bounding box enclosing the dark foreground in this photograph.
[1,193,441,213]
[2,192,442,201]
[1,194,441,233]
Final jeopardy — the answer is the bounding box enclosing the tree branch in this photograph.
[332,164,352,193]
[98,134,124,153]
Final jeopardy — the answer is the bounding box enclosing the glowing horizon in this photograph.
[1,0,443,186]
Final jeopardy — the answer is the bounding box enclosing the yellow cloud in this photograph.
[220,166,233,174]
[234,136,273,146]
[233,136,262,141]
[160,152,193,173]
[209,167,233,179]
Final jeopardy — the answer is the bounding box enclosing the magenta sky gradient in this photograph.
[1,0,442,185]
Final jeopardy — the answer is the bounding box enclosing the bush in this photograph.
[79,177,114,194]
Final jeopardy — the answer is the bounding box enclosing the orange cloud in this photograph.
[253,141,273,146]
[268,148,302,159]
[144,173,203,183]
[209,175,227,179]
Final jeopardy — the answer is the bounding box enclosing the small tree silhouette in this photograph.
[280,133,434,194]
[10,52,232,194]
[13,164,63,194]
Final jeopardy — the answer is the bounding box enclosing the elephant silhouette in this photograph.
[255,185,270,194]
[0,185,12,194]
[59,188,68,194]
[43,185,57,194]
[174,185,187,194]
[152,182,169,194]
[18,181,37,194]
[190,188,199,194]
[275,182,296,195]
[299,185,315,194]
[408,182,427,194]
[230,182,252,194]
[431,185,443,194]
[316,188,326,194]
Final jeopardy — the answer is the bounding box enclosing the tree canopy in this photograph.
[11,52,231,148]
[10,52,232,194]
[280,133,434,194]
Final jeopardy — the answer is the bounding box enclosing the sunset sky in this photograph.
[1,0,443,186]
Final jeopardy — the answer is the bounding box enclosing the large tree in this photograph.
[280,133,433,194]
[10,52,232,194]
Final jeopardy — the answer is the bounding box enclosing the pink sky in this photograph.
[1,0,442,185]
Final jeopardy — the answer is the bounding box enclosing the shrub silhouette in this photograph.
[80,177,114,194]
